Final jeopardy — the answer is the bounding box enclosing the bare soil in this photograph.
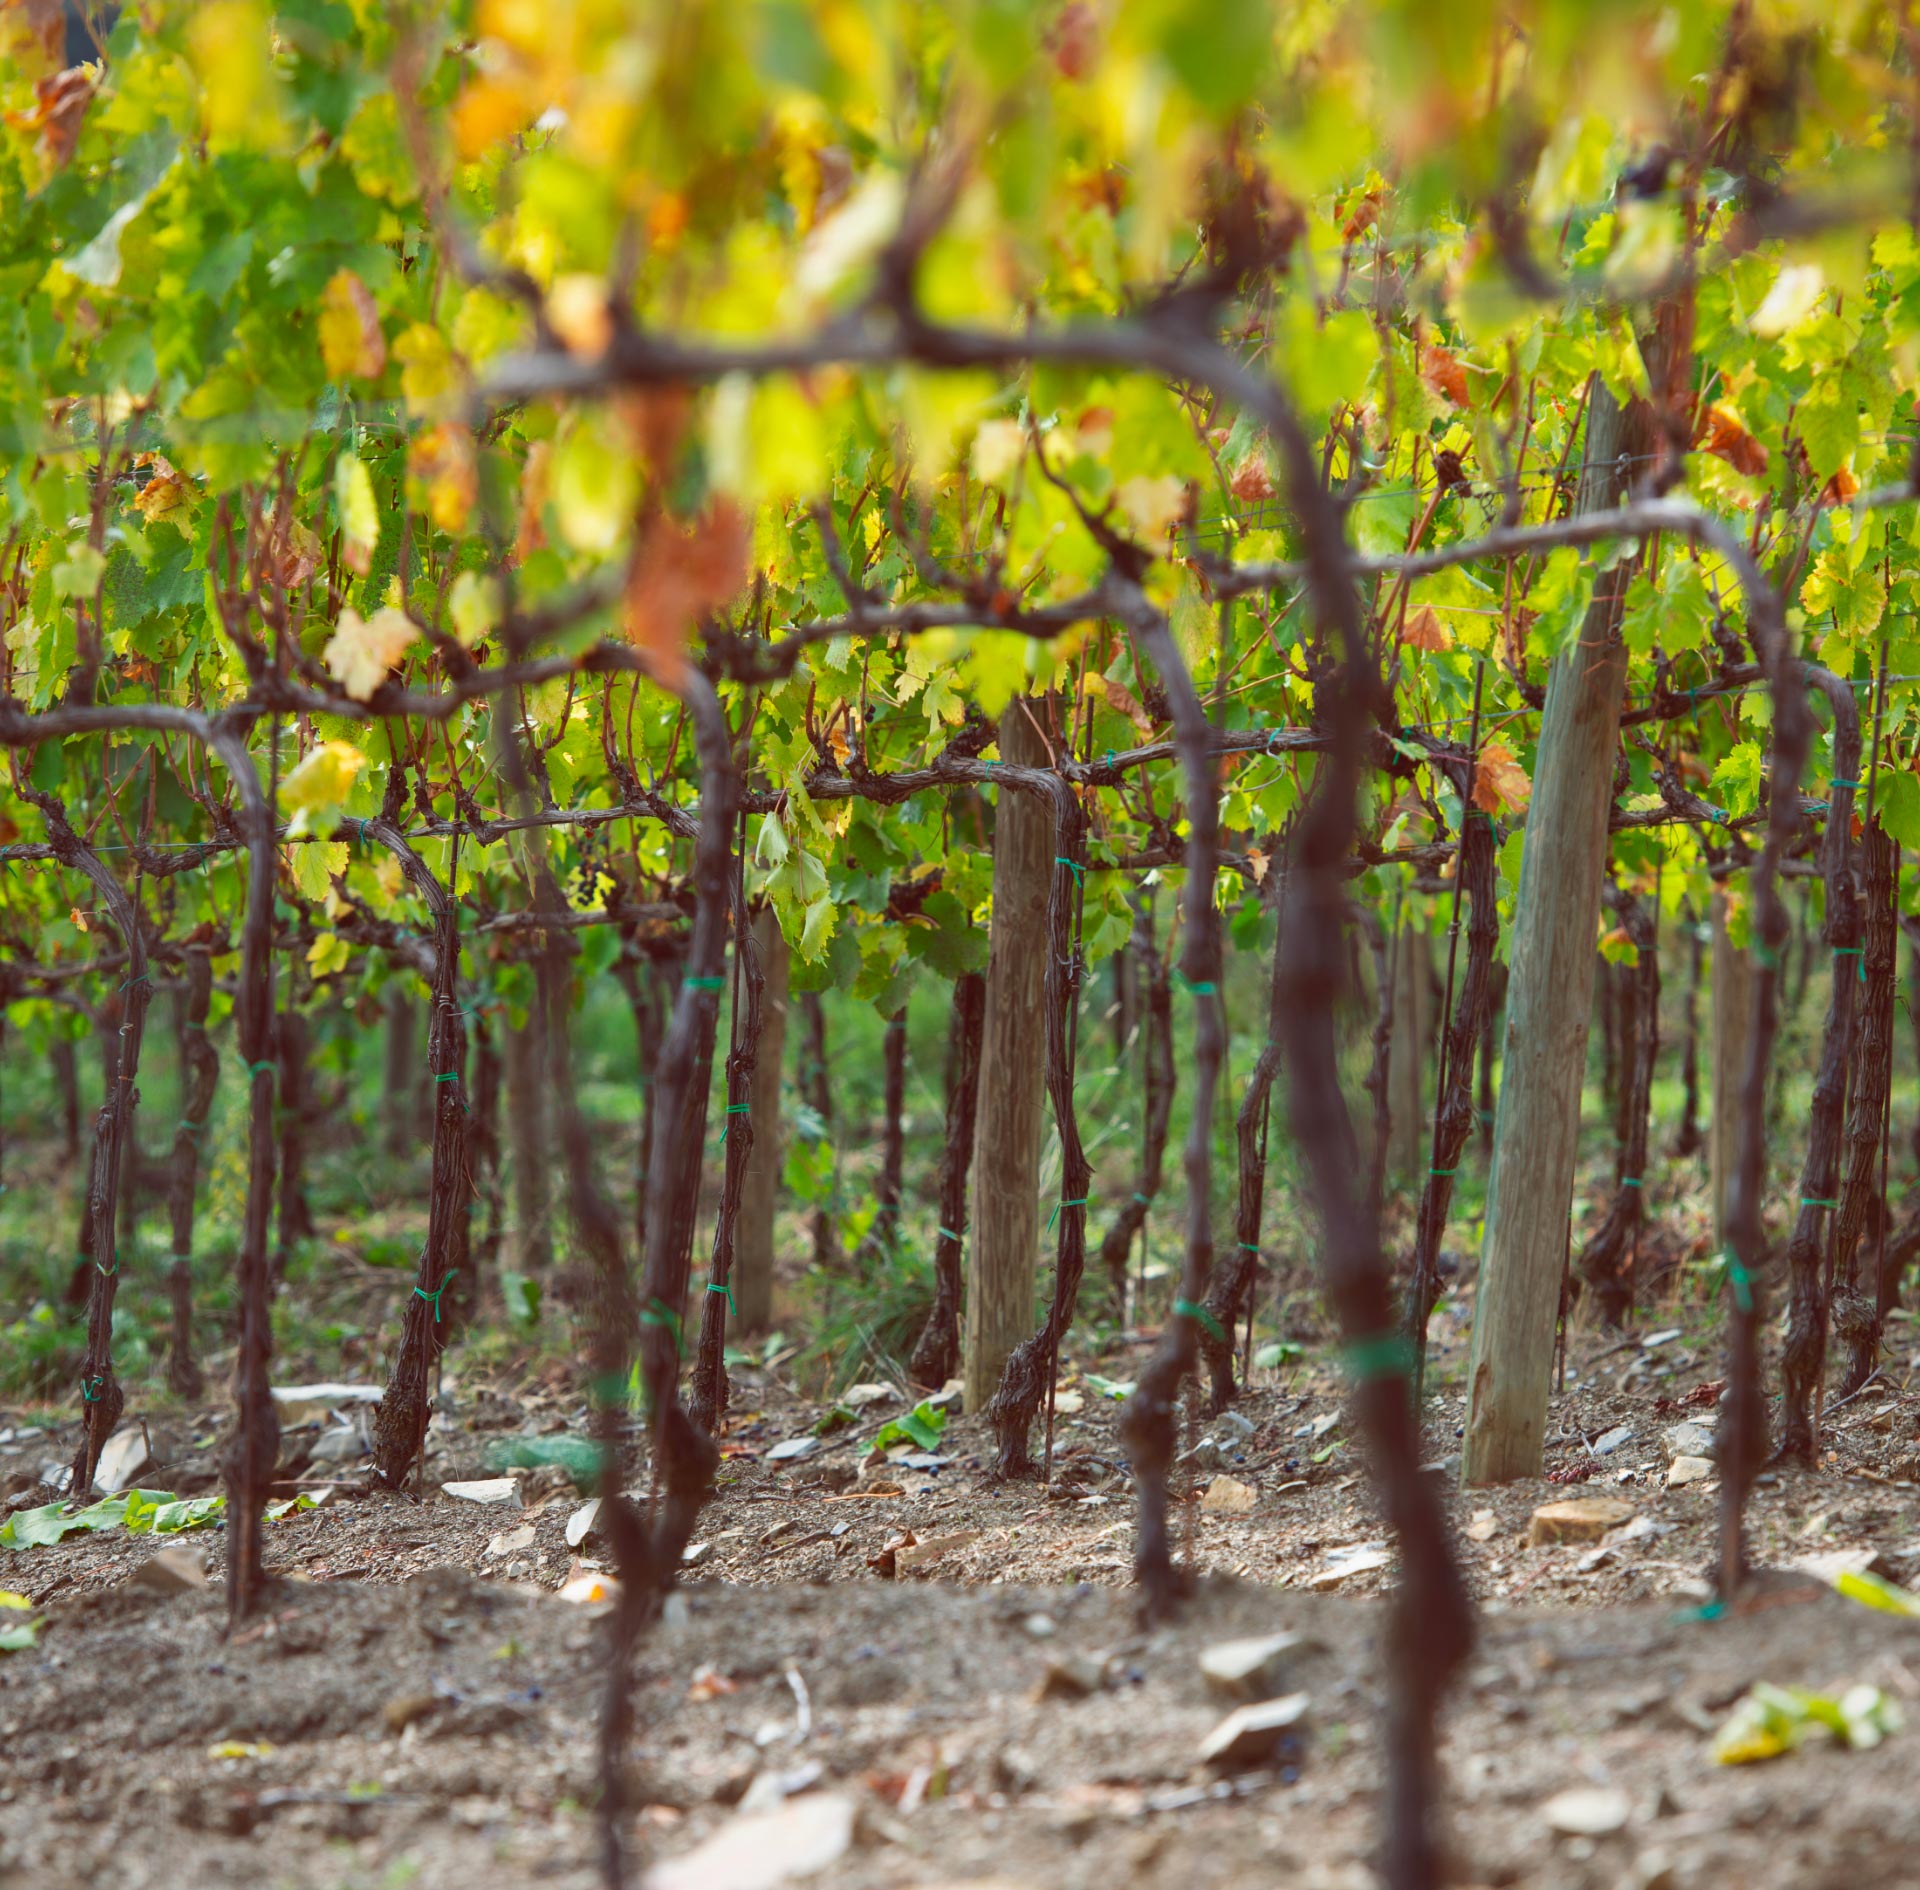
[6,1296,1920,1890]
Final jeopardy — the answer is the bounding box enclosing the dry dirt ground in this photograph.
[6,1294,1920,1890]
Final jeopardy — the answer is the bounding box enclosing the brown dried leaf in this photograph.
[132,453,191,526]
[1471,740,1531,814]
[1700,401,1769,477]
[1418,342,1470,408]
[1229,452,1274,502]
[5,63,95,170]
[1399,604,1452,653]
[1100,675,1155,738]
[623,500,750,689]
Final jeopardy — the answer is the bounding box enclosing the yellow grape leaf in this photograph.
[406,423,477,535]
[393,324,458,417]
[207,1740,274,1761]
[132,453,191,526]
[546,275,614,358]
[334,452,379,576]
[279,740,366,838]
[448,571,502,647]
[290,840,348,906]
[306,932,352,978]
[1749,262,1826,337]
[1114,474,1188,547]
[0,1591,30,1609]
[322,606,416,701]
[186,1,285,150]
[971,418,1026,485]
[1472,741,1530,814]
[318,270,386,381]
[1399,604,1452,652]
[1835,1569,1920,1617]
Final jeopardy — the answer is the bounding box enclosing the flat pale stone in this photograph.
[1200,1474,1256,1515]
[565,1499,601,1547]
[1666,1456,1714,1488]
[1199,1632,1304,1700]
[442,1478,521,1506]
[95,1427,152,1494]
[642,1793,856,1890]
[1542,1785,1631,1836]
[1528,1498,1635,1546]
[484,1524,537,1560]
[1198,1693,1310,1768]
[130,1545,206,1594]
[895,1529,980,1573]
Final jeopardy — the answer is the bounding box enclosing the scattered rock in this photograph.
[270,1383,384,1427]
[1198,1693,1311,1770]
[484,1524,537,1561]
[1663,1421,1717,1460]
[1792,1546,1886,1583]
[642,1792,856,1890]
[840,1383,895,1409]
[1592,1425,1634,1456]
[558,1572,619,1606]
[1310,1543,1391,1588]
[1199,1632,1304,1700]
[1021,1613,1056,1639]
[1200,1475,1256,1515]
[1541,1785,1631,1837]
[1528,1498,1635,1546]
[566,1499,602,1548]
[867,1531,916,1578]
[1666,1456,1714,1489]
[442,1478,521,1506]
[1216,1410,1257,1442]
[739,1761,825,1812]
[94,1426,152,1493]
[383,1692,439,1734]
[130,1545,206,1595]
[765,1437,820,1463]
[684,1541,713,1567]
[309,1426,369,1464]
[1465,1509,1498,1543]
[1033,1652,1108,1701]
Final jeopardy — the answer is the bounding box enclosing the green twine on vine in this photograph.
[1047,1194,1090,1230]
[95,1252,118,1278]
[1621,1176,1642,1187]
[1174,1296,1227,1343]
[721,1101,749,1141]
[1131,1191,1152,1205]
[1239,1241,1261,1254]
[1176,973,1217,996]
[640,1296,687,1358]
[432,1070,459,1082]
[707,1279,737,1317]
[1344,1329,1417,1383]
[80,1374,106,1402]
[1801,1196,1838,1208]
[1054,855,1085,884]
[1834,945,1866,982]
[937,1226,964,1243]
[1831,777,1861,790]
[1724,1250,1755,1312]
[1429,1166,1456,1177]
[414,1270,456,1322]
[119,973,150,992]
[246,1059,274,1077]
[685,975,725,992]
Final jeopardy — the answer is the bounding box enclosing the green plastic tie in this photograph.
[433,1070,459,1082]
[1344,1329,1417,1383]
[1801,1196,1838,1208]
[1047,1194,1090,1231]
[178,1119,205,1137]
[1681,1598,1729,1624]
[639,1296,687,1358]
[95,1252,118,1278]
[119,973,150,992]
[1176,974,1218,996]
[1834,945,1867,982]
[356,818,372,844]
[1131,1191,1152,1205]
[1429,1166,1456,1177]
[1174,1297,1227,1343]
[246,1059,274,1077]
[414,1270,456,1322]
[937,1226,964,1243]
[1239,1240,1261,1254]
[1723,1250,1755,1312]
[1054,855,1085,884]
[685,975,726,992]
[707,1279,737,1318]
[1755,945,1780,970]
[1621,1176,1643,1188]
[1831,777,1861,790]
[720,1101,749,1142]
[79,1374,106,1402]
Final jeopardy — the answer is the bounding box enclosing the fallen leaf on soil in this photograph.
[641,1791,856,1890]
[207,1741,275,1760]
[1465,1509,1497,1542]
[689,1664,740,1702]
[383,1692,438,1734]
[896,1530,980,1573]
[1199,1632,1304,1700]
[1309,1543,1391,1588]
[1201,1475,1256,1515]
[1713,1682,1902,1764]
[1528,1497,1634,1545]
[1832,1568,1920,1617]
[95,1427,151,1493]
[868,1531,916,1578]
[566,1499,601,1548]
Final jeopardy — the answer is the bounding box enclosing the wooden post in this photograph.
[1709,887,1754,1249]
[1461,380,1646,1486]
[734,907,788,1331]
[964,700,1051,1412]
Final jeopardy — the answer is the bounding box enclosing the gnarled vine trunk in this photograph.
[165,945,217,1401]
[909,968,986,1388]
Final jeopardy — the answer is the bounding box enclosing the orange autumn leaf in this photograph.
[407,422,478,535]
[1472,741,1531,814]
[132,453,191,525]
[1418,342,1470,408]
[5,63,95,171]
[1229,452,1275,502]
[1100,675,1155,738]
[1819,464,1860,507]
[624,500,750,688]
[1700,401,1768,477]
[1399,603,1452,652]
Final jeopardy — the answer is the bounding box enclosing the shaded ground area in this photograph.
[6,1304,1920,1890]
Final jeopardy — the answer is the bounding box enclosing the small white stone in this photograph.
[1542,1785,1630,1837]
